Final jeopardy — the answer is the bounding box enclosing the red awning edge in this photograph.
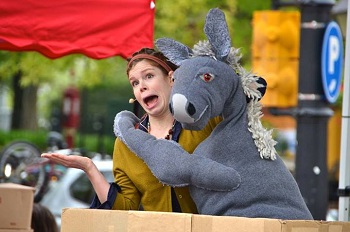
[0,0,155,59]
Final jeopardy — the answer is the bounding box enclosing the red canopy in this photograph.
[0,0,155,59]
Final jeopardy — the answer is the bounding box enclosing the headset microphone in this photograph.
[129,98,136,104]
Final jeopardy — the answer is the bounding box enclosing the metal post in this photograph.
[295,0,335,220]
[338,0,350,222]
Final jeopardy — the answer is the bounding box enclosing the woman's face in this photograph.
[128,60,173,117]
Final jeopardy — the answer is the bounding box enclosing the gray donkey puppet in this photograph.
[115,8,313,220]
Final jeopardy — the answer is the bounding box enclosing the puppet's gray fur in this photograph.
[114,8,313,220]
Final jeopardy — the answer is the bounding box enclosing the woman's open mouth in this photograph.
[143,95,158,108]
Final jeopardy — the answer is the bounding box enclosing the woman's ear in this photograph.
[168,71,174,86]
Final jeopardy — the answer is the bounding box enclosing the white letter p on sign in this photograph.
[328,35,339,74]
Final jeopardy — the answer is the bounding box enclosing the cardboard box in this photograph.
[61,208,350,232]
[0,183,35,230]
[192,214,350,232]
[61,208,192,232]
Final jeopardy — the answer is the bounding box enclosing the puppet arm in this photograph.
[114,111,241,191]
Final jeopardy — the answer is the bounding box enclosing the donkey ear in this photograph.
[204,8,231,61]
[155,38,193,66]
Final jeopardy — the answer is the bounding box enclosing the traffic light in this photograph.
[252,10,300,108]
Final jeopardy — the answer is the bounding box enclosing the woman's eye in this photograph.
[171,76,175,82]
[131,81,139,87]
[200,73,214,82]
[146,73,153,79]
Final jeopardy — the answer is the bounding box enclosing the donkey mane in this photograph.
[189,38,277,160]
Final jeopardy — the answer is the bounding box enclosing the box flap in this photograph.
[192,214,282,232]
[0,183,35,191]
[281,220,350,232]
[61,208,192,232]
[128,211,192,232]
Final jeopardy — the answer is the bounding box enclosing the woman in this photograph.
[41,48,220,213]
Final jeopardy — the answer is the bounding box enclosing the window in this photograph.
[70,171,114,204]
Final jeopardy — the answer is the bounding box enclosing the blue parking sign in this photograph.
[321,21,344,103]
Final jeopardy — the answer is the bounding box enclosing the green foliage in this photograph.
[231,0,272,66]
[0,52,21,82]
[0,129,47,151]
[0,51,129,90]
[76,133,115,157]
[155,0,237,47]
[0,51,72,86]
[73,55,129,89]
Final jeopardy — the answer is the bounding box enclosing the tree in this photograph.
[155,0,237,47]
[0,51,129,131]
[0,51,71,130]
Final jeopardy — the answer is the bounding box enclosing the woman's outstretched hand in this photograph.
[41,153,93,172]
[41,153,110,203]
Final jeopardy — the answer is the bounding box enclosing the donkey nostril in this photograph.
[187,103,196,116]
[169,103,173,114]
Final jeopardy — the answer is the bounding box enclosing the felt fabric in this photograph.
[136,114,187,212]
[114,8,313,220]
[115,111,241,191]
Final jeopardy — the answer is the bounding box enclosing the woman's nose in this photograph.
[139,82,147,92]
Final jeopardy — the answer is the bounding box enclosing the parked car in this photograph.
[40,156,114,229]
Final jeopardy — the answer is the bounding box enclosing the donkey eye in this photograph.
[200,73,215,82]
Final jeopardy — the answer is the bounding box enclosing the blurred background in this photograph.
[0,0,348,222]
